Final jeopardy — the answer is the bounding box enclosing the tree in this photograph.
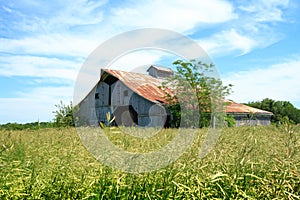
[246,98,300,124]
[160,60,233,128]
[53,100,75,127]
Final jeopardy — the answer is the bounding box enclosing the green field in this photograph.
[1,125,299,199]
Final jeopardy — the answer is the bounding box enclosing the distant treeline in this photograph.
[246,98,300,124]
[0,101,75,130]
[0,122,55,130]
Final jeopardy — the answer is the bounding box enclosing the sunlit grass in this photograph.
[103,127,201,153]
[0,125,299,199]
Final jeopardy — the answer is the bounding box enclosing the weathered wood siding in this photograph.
[233,114,271,126]
[95,82,110,124]
[94,80,168,127]
[129,93,167,127]
[75,86,98,126]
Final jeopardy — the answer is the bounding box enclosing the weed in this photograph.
[0,126,299,199]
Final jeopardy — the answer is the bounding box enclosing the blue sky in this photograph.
[1,0,300,123]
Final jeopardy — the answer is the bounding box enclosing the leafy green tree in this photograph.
[160,60,233,128]
[53,100,75,127]
[246,98,300,124]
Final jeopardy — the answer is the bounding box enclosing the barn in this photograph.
[76,66,172,127]
[225,100,273,126]
[75,66,272,127]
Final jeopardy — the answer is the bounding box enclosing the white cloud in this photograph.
[0,55,80,80]
[238,0,289,22]
[110,0,237,33]
[199,29,258,56]
[0,0,237,59]
[17,86,73,102]
[0,34,101,58]
[195,0,290,57]
[4,0,107,33]
[2,6,12,13]
[223,58,300,107]
[48,0,106,28]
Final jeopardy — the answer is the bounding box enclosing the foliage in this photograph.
[99,112,115,128]
[53,100,75,127]
[225,115,236,127]
[160,60,233,128]
[246,98,300,124]
[0,122,54,130]
[0,126,299,199]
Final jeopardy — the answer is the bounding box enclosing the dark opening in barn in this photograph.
[113,105,138,126]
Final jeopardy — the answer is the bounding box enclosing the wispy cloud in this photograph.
[196,0,292,56]
[223,56,300,107]
[0,55,80,80]
[238,0,289,22]
[199,29,258,56]
[109,0,237,33]
[0,34,101,58]
[1,0,107,33]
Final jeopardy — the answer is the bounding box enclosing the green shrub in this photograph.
[225,115,236,127]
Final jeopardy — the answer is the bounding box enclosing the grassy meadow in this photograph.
[0,125,300,199]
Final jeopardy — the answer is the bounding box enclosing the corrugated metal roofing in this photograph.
[101,69,272,115]
[102,69,170,104]
[225,100,273,115]
[147,65,174,73]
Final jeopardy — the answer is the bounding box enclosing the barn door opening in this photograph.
[113,105,138,127]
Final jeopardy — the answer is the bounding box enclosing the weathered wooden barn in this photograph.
[225,100,273,126]
[76,66,173,127]
[76,66,272,127]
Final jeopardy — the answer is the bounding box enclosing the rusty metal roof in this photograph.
[102,69,170,103]
[225,100,273,115]
[101,69,272,115]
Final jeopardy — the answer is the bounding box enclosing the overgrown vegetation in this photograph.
[1,125,299,199]
[53,100,75,127]
[160,60,233,128]
[247,98,300,124]
[224,114,236,127]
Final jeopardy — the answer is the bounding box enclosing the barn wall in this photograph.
[233,114,271,126]
[129,93,168,127]
[256,115,271,126]
[95,80,168,127]
[75,86,98,126]
[111,80,133,106]
[95,82,111,124]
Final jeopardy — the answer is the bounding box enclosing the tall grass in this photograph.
[0,126,299,199]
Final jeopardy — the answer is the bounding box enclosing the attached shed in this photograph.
[225,100,273,126]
